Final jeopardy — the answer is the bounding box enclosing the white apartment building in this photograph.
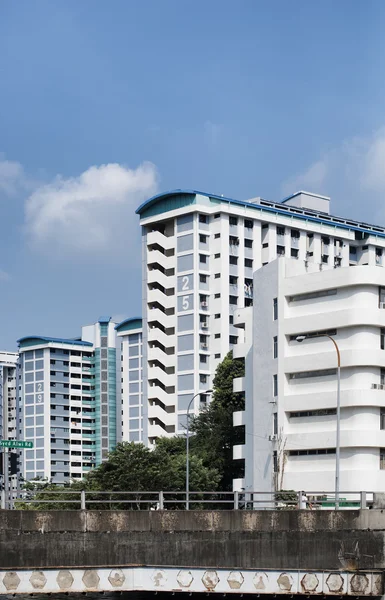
[233,258,385,494]
[136,189,385,445]
[115,317,144,443]
[18,317,118,484]
[0,351,20,498]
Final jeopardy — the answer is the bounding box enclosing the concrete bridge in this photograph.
[0,509,384,596]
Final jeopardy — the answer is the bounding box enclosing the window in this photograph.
[273,451,278,473]
[381,409,385,430]
[277,246,285,256]
[381,449,385,470]
[277,226,285,236]
[273,298,278,320]
[200,354,207,363]
[245,258,253,268]
[200,274,207,283]
[229,336,238,345]
[291,248,299,258]
[214,213,220,219]
[273,336,278,358]
[229,296,238,305]
[199,234,207,243]
[322,255,329,263]
[262,242,268,248]
[245,239,253,248]
[321,236,330,246]
[200,374,208,383]
[229,315,234,324]
[199,254,207,264]
[350,246,357,255]
[215,353,221,359]
[215,333,221,339]
[199,214,208,224]
[215,253,220,259]
[273,374,278,397]
[229,256,238,265]
[289,289,337,302]
[290,409,336,418]
[381,329,385,350]
[215,273,221,278]
[229,275,238,285]
[214,293,220,298]
[289,369,337,379]
[229,216,238,226]
[215,314,220,319]
[290,449,336,456]
[291,229,300,239]
[289,328,337,341]
[273,413,278,435]
[244,219,253,229]
[214,233,221,238]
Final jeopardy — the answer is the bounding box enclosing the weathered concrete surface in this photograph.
[0,510,385,571]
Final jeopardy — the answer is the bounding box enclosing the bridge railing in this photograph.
[4,489,374,510]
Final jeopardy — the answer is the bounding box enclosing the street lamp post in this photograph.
[296,334,341,510]
[186,389,213,510]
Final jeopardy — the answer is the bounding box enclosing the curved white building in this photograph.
[233,259,385,494]
[136,188,385,448]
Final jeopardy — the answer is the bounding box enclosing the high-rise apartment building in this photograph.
[18,317,118,484]
[0,351,20,498]
[136,189,385,445]
[115,317,144,443]
[233,258,385,494]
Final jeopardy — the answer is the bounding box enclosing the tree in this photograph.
[190,351,245,491]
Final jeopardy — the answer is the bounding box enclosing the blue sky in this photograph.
[1,1,385,349]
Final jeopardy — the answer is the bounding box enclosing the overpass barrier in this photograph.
[4,489,376,510]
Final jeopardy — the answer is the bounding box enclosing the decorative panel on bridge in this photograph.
[0,567,382,596]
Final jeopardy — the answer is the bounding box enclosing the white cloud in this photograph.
[0,157,25,196]
[281,127,385,224]
[25,162,158,254]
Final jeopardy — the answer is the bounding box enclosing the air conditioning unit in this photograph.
[269,435,277,442]
[380,302,385,309]
[201,323,209,329]
[201,344,208,350]
[201,301,208,307]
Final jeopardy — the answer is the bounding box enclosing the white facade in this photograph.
[234,258,385,494]
[136,189,385,446]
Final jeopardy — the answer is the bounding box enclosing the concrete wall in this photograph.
[1,510,385,572]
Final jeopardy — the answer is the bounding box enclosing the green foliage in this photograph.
[190,351,245,491]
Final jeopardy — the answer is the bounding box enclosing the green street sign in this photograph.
[0,440,33,449]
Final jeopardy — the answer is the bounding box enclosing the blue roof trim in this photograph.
[136,189,385,239]
[135,189,198,215]
[17,336,93,347]
[115,317,142,331]
[98,316,111,324]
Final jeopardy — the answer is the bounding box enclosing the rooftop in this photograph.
[136,189,385,238]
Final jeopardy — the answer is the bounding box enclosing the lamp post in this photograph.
[296,334,341,510]
[186,389,213,510]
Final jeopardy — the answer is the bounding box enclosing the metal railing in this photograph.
[2,489,375,511]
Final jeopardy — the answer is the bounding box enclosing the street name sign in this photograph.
[0,440,33,449]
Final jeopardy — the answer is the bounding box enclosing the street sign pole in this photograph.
[3,448,9,510]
